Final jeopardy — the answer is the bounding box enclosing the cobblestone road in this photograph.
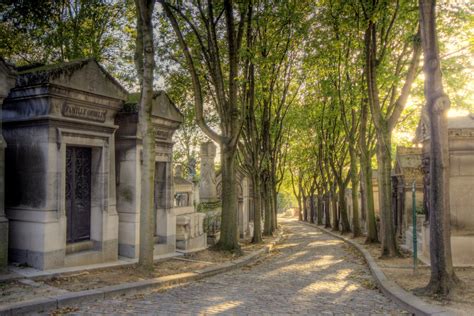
[69,218,406,315]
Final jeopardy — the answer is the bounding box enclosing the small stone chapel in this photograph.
[415,114,474,266]
[115,91,184,258]
[3,59,127,270]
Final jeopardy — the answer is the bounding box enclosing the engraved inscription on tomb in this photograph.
[155,129,170,140]
[62,103,107,122]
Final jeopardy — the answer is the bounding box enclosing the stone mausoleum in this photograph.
[391,146,424,239]
[3,59,127,270]
[115,91,183,258]
[173,165,206,252]
[216,167,252,239]
[415,114,474,266]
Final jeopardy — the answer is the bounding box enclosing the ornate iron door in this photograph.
[66,147,92,243]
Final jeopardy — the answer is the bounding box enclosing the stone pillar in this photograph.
[0,59,15,272]
[175,165,183,178]
[199,142,218,202]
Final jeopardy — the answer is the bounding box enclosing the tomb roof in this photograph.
[414,113,474,143]
[447,114,474,129]
[125,90,183,123]
[394,146,423,183]
[14,58,128,100]
[174,176,193,186]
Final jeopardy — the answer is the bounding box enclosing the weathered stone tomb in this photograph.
[115,91,183,258]
[3,59,127,270]
[391,146,424,239]
[216,167,252,238]
[173,165,207,252]
[416,114,474,266]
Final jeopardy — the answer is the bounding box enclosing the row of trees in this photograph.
[284,0,469,296]
[154,0,468,295]
[154,0,310,250]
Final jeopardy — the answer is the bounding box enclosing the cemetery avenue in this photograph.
[60,218,406,315]
[0,0,473,314]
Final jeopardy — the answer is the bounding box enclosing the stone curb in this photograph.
[0,232,282,316]
[300,221,454,316]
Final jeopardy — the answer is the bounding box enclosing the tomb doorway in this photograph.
[66,146,92,244]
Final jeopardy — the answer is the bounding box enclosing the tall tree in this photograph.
[134,0,156,269]
[159,0,248,251]
[359,98,378,243]
[362,0,422,257]
[418,0,458,296]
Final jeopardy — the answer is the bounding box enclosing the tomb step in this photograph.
[64,250,105,268]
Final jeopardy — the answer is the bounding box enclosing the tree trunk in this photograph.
[302,193,308,222]
[419,0,458,295]
[272,183,278,230]
[324,194,331,228]
[251,173,263,243]
[309,193,315,224]
[363,161,379,243]
[263,176,274,235]
[331,188,339,231]
[216,145,240,250]
[360,179,367,224]
[317,193,323,225]
[376,131,399,257]
[297,195,303,221]
[349,146,361,237]
[359,96,378,243]
[337,183,351,234]
[135,0,156,270]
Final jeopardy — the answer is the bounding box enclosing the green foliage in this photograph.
[0,0,138,88]
[1,0,127,64]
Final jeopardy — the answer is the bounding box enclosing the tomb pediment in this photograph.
[124,91,184,123]
[15,59,128,101]
[394,146,424,186]
[151,91,184,123]
[414,114,474,143]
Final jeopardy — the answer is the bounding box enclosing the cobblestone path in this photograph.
[69,218,406,315]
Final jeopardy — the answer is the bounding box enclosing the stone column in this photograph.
[199,141,218,202]
[0,59,16,272]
